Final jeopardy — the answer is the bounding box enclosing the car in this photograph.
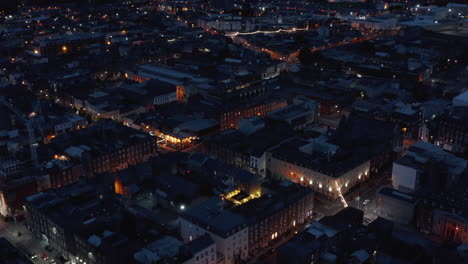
[363,199,371,206]
[40,253,49,260]
[28,253,37,260]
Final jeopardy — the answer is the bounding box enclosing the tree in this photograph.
[298,48,323,66]
[359,41,376,55]
[0,0,19,12]
[294,35,308,45]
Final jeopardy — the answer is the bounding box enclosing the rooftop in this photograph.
[268,137,369,178]
[377,186,418,204]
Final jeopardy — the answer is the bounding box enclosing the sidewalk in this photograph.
[0,220,59,264]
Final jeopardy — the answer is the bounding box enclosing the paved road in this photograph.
[0,220,58,264]
[314,169,392,218]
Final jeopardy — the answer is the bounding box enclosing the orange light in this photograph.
[34,49,39,54]
[114,179,124,195]
[107,41,112,45]
[62,46,68,52]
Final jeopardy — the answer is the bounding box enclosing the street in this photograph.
[0,220,58,264]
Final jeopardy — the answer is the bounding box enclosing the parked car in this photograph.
[363,199,371,206]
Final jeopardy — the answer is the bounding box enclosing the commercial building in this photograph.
[415,188,468,244]
[25,182,125,264]
[266,137,370,199]
[278,207,365,264]
[428,106,468,155]
[219,98,287,130]
[376,186,419,225]
[267,96,320,130]
[179,197,249,264]
[45,119,157,176]
[179,181,314,263]
[391,141,467,193]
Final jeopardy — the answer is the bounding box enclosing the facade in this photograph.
[179,197,249,264]
[376,186,418,225]
[220,99,287,130]
[24,181,148,264]
[51,120,158,176]
[180,235,217,264]
[351,17,398,30]
[415,191,468,244]
[267,97,320,130]
[52,114,88,136]
[44,159,84,189]
[234,182,314,255]
[153,91,177,105]
[391,141,467,193]
[431,210,467,243]
[204,123,296,176]
[179,182,314,263]
[429,106,468,155]
[266,137,370,199]
[0,177,37,216]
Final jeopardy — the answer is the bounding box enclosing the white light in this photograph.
[309,180,312,185]
[300,177,304,182]
[319,183,322,188]
[180,205,185,210]
[358,174,362,180]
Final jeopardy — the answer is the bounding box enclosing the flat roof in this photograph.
[377,186,418,204]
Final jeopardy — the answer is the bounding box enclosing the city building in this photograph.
[44,119,157,176]
[267,96,320,130]
[428,106,468,155]
[376,186,419,225]
[179,181,314,263]
[179,197,249,264]
[415,187,468,244]
[391,141,467,193]
[266,137,370,199]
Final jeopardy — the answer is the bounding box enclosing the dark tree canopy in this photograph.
[298,48,323,66]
